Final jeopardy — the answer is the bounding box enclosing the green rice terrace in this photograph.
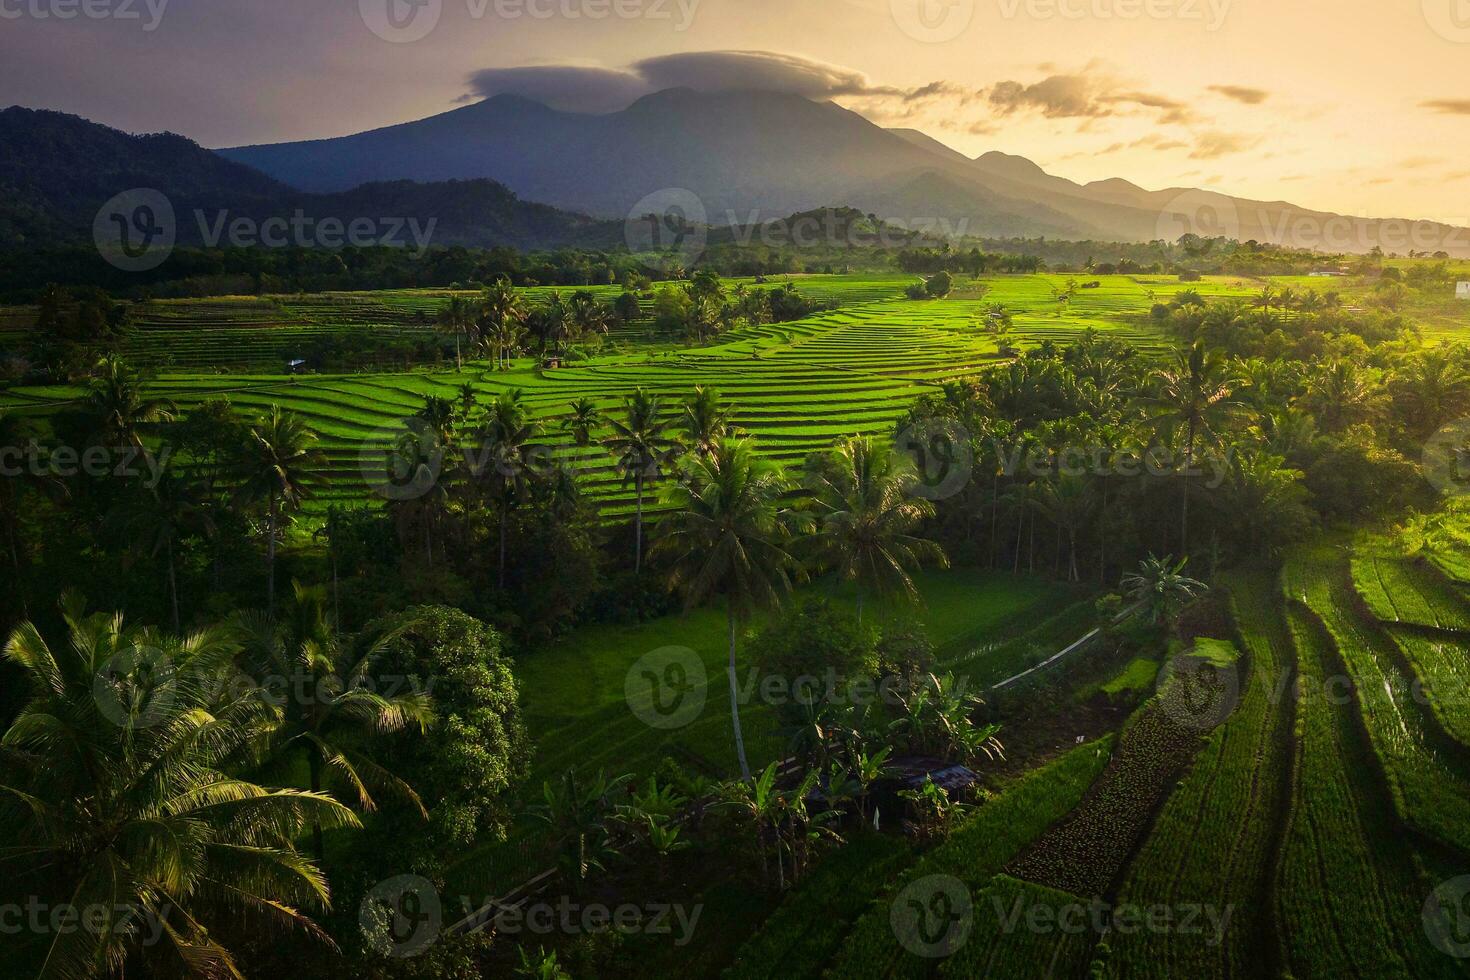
[2,272,1285,517]
[8,264,1470,979]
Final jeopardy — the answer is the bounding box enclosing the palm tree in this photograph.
[568,291,612,348]
[82,354,174,450]
[239,582,433,855]
[1302,360,1384,433]
[233,407,324,618]
[0,410,56,578]
[469,389,542,588]
[1031,474,1096,582]
[606,388,674,574]
[2,597,356,977]
[654,439,803,779]
[436,295,475,370]
[1141,342,1240,553]
[1122,554,1208,625]
[561,397,604,448]
[679,386,738,457]
[109,466,214,631]
[804,436,948,623]
[1390,349,1470,439]
[479,278,526,370]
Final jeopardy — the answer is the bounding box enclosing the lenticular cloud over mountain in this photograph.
[465,50,902,113]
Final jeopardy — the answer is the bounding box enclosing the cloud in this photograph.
[1422,99,1470,115]
[1130,133,1188,152]
[1401,155,1445,169]
[1208,85,1270,105]
[465,50,947,114]
[464,65,650,114]
[984,68,1191,125]
[1189,131,1261,159]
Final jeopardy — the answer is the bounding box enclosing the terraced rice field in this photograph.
[0,274,1198,517]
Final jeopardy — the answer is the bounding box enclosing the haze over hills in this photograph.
[221,88,1470,257]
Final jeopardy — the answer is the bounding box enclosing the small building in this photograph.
[287,358,308,375]
[1457,282,1470,301]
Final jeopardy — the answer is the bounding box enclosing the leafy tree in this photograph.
[561,396,603,448]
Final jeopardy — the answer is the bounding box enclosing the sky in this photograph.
[3,0,1469,223]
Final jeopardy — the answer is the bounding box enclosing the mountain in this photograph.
[0,106,620,251]
[221,90,1470,256]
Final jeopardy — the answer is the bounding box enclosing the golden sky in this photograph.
[4,0,1467,222]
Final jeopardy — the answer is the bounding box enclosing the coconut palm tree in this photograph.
[1141,342,1240,553]
[803,436,948,623]
[469,389,543,588]
[561,397,603,448]
[82,354,174,450]
[238,582,433,855]
[233,407,324,618]
[1030,474,1096,582]
[436,295,475,370]
[679,386,738,457]
[1122,554,1208,625]
[1302,359,1384,433]
[568,291,611,347]
[108,466,213,632]
[654,438,803,779]
[606,388,674,574]
[479,278,525,369]
[1390,349,1470,439]
[1,596,357,978]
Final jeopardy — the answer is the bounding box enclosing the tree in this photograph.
[606,388,674,574]
[478,278,526,370]
[1122,554,1207,625]
[561,396,603,448]
[1030,474,1096,582]
[654,438,803,779]
[374,606,530,851]
[1142,342,1240,553]
[233,407,324,618]
[469,389,543,589]
[1390,349,1470,439]
[1,597,356,977]
[81,354,174,450]
[108,465,213,631]
[679,385,737,457]
[436,295,475,370]
[803,436,948,622]
[239,582,434,855]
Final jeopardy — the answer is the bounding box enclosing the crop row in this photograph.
[1278,570,1459,979]
[1285,548,1470,857]
[1352,555,1470,632]
[1002,667,1220,899]
[1104,573,1294,979]
[821,736,1115,980]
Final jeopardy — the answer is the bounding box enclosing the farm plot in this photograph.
[1001,658,1224,901]
[1105,573,1294,979]
[1286,547,1470,857]
[1278,577,1461,979]
[1352,555,1470,631]
[821,736,1115,980]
